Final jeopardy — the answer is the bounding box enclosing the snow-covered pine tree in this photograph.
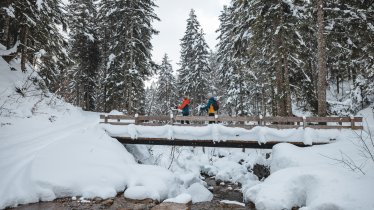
[178,9,211,113]
[0,0,70,92]
[325,0,374,114]
[98,0,159,114]
[67,0,100,111]
[216,3,254,116]
[144,82,159,115]
[156,54,177,115]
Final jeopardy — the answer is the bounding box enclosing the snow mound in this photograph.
[163,193,192,204]
[109,110,123,115]
[245,166,374,210]
[124,186,160,201]
[185,183,213,203]
[244,117,374,210]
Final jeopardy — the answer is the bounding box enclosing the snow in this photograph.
[0,57,184,209]
[163,193,192,204]
[243,107,374,210]
[103,123,347,145]
[84,32,94,42]
[109,110,123,115]
[36,0,44,11]
[0,41,19,56]
[107,53,116,69]
[1,55,374,209]
[186,183,213,203]
[124,186,160,201]
[220,200,245,206]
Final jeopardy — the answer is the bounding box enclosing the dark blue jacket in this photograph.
[178,99,190,115]
[201,97,216,113]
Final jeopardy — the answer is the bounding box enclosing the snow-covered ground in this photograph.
[0,58,187,209]
[1,56,374,210]
[243,107,374,210]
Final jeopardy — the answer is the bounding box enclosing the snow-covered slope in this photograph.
[0,58,185,209]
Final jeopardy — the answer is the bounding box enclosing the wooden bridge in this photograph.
[100,114,363,149]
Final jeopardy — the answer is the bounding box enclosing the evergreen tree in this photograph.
[98,0,159,114]
[178,9,211,112]
[216,4,253,116]
[0,0,70,92]
[156,54,177,115]
[67,0,100,111]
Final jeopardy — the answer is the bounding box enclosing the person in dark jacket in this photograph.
[200,93,216,124]
[178,96,190,124]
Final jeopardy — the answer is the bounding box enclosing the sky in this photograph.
[151,0,231,70]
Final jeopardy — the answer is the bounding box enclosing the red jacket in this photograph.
[178,99,190,110]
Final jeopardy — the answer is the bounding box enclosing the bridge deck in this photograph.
[102,114,362,148]
[114,137,328,149]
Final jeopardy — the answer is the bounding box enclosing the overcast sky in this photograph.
[151,0,231,70]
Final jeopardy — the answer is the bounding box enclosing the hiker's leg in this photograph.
[182,113,188,124]
[209,113,215,124]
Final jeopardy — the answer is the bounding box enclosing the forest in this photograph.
[1,0,373,117]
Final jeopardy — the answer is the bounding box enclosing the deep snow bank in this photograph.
[0,58,185,209]
[244,108,374,210]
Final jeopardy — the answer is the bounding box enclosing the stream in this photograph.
[11,175,255,210]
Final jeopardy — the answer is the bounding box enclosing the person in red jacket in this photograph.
[178,96,190,124]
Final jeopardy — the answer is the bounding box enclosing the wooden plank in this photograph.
[305,125,363,129]
[263,117,304,122]
[100,115,136,119]
[137,116,170,121]
[305,117,362,122]
[266,125,301,129]
[100,122,133,125]
[113,137,328,149]
[216,116,260,122]
[174,116,216,121]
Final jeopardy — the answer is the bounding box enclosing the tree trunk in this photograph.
[283,50,292,116]
[317,0,327,117]
[2,15,10,49]
[20,24,28,72]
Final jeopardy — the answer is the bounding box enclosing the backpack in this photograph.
[212,99,219,111]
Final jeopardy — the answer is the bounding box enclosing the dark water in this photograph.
[10,176,254,210]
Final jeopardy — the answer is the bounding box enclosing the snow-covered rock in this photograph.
[186,183,213,203]
[163,193,192,204]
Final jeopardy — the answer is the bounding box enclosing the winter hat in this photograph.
[207,93,213,98]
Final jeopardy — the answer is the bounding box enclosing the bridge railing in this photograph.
[99,114,363,130]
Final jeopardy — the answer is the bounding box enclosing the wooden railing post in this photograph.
[259,115,263,126]
[135,113,139,125]
[303,116,306,129]
[350,116,355,129]
[215,114,218,124]
[105,115,108,123]
[170,112,174,124]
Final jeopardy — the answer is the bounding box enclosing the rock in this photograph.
[252,163,270,180]
[247,201,256,209]
[151,202,191,210]
[102,199,114,206]
[93,197,103,203]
